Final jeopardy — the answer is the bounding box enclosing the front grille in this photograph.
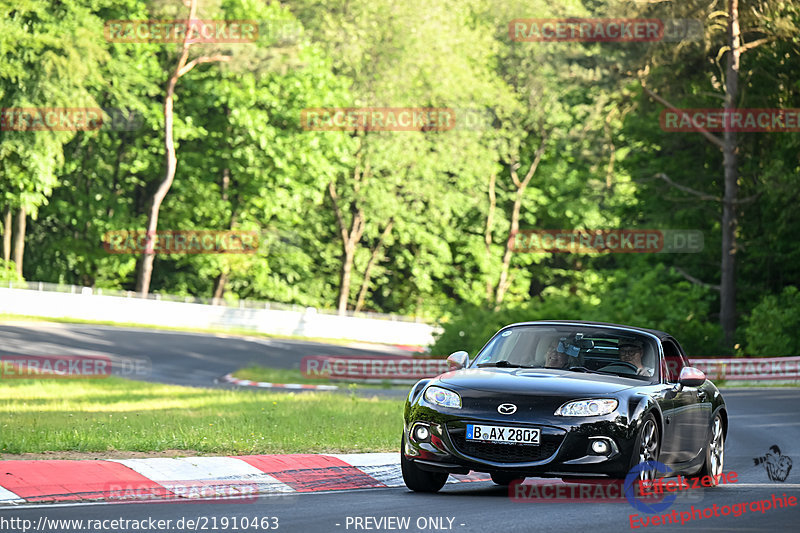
[448,427,561,463]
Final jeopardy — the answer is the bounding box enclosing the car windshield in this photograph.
[471,324,658,380]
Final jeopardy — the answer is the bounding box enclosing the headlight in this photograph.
[423,386,462,408]
[555,399,618,416]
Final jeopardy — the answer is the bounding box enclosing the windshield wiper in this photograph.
[567,366,614,375]
[478,360,532,368]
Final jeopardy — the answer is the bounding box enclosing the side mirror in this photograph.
[677,366,706,388]
[446,351,469,370]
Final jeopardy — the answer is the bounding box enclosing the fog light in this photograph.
[591,440,609,454]
[413,424,430,442]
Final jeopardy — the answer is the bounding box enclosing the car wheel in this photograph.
[692,413,725,484]
[627,413,661,484]
[490,472,525,486]
[401,437,448,493]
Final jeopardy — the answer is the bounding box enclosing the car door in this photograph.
[677,339,713,455]
[659,339,705,463]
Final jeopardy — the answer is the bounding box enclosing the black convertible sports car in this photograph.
[401,321,726,492]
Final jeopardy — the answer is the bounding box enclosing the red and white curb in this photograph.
[0,453,488,505]
[220,373,339,390]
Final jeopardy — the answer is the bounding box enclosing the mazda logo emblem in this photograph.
[497,403,517,415]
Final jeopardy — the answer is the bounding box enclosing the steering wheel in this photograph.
[599,361,640,374]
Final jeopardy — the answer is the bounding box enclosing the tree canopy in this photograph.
[2,0,798,356]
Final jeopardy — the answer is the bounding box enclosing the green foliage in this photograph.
[1,0,797,351]
[743,287,800,356]
[431,298,591,358]
[432,264,722,357]
[0,260,23,282]
[0,0,115,214]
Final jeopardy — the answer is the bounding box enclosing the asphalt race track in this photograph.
[1,323,799,532]
[0,322,410,391]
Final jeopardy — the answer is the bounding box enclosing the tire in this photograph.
[401,436,448,493]
[491,472,525,486]
[626,413,661,485]
[691,413,725,484]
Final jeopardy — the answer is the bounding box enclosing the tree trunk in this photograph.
[720,0,741,349]
[136,61,181,296]
[495,186,523,305]
[212,168,234,303]
[328,180,365,315]
[134,0,230,296]
[354,220,393,312]
[212,271,228,303]
[12,207,26,277]
[2,207,11,263]
[495,133,549,305]
[485,173,496,303]
[339,245,356,314]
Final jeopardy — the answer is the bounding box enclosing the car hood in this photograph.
[436,367,640,396]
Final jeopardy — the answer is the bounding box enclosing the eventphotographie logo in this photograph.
[753,445,793,482]
[625,460,676,514]
[629,494,798,528]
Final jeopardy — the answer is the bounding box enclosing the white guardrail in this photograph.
[0,285,437,346]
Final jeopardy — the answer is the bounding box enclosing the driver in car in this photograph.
[544,340,569,369]
[619,342,653,377]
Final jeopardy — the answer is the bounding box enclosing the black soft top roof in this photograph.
[505,320,671,341]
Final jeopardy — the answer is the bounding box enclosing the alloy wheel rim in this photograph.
[709,416,724,477]
[638,419,658,483]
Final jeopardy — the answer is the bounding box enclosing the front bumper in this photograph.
[403,409,636,477]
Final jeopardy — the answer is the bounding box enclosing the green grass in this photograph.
[719,381,800,388]
[233,366,337,385]
[232,365,410,389]
[0,377,403,455]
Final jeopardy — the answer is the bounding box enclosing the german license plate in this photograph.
[466,424,540,445]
